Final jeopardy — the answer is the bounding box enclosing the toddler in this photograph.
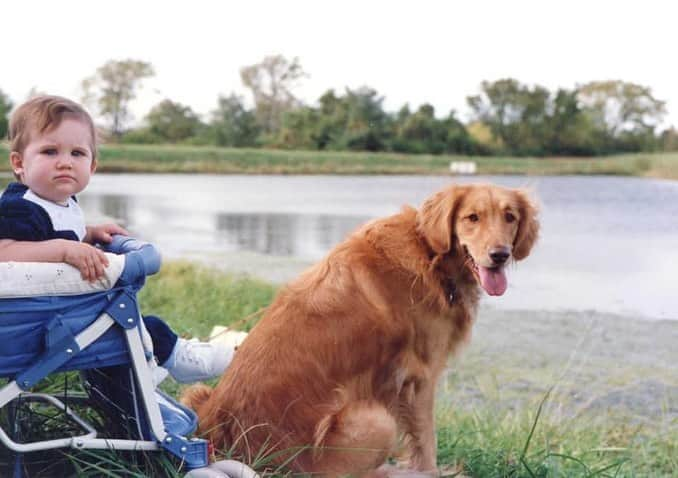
[0,95,232,384]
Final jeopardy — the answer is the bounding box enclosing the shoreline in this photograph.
[1,145,677,179]
[181,250,677,322]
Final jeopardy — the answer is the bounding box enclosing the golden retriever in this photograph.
[182,183,539,476]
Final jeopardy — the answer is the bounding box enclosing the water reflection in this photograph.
[215,212,368,257]
[84,194,132,224]
[80,192,368,260]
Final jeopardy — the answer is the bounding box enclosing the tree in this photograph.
[240,55,306,135]
[81,59,154,138]
[313,89,344,149]
[0,89,12,140]
[467,121,503,153]
[317,87,391,151]
[660,127,678,151]
[209,94,260,147]
[578,81,666,136]
[442,111,477,155]
[467,78,551,155]
[390,104,475,155]
[393,104,445,153]
[547,89,598,155]
[577,80,666,152]
[145,99,202,143]
[275,107,321,149]
[337,87,390,151]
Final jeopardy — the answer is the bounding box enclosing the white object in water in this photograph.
[449,161,477,175]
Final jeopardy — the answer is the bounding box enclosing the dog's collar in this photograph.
[443,277,457,304]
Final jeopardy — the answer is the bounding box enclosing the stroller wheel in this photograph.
[184,468,231,478]
[184,459,260,478]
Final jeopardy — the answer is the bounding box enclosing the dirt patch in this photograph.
[444,307,678,424]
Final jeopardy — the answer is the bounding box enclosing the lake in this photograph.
[80,174,678,320]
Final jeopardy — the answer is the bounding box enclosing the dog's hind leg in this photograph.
[310,400,397,477]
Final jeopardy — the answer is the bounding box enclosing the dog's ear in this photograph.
[513,189,539,261]
[416,186,464,255]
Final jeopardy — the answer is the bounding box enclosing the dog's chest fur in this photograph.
[389,272,479,405]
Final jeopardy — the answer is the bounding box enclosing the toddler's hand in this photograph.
[62,242,110,282]
[86,223,130,244]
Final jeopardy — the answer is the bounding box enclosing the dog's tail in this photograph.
[180,383,213,412]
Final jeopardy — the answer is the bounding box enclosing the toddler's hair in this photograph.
[8,95,98,179]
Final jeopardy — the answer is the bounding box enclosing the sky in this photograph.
[3,0,677,129]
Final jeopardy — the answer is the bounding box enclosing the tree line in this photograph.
[2,56,677,156]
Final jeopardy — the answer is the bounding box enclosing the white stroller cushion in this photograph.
[0,253,125,298]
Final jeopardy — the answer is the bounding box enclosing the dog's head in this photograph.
[416,183,539,296]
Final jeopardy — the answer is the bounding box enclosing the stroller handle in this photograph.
[103,235,162,278]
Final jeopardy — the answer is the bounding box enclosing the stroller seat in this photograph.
[0,237,211,476]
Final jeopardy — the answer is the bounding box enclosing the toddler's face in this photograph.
[11,118,96,204]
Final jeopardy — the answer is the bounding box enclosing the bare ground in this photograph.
[444,307,678,425]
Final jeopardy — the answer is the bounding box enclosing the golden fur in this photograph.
[182,183,539,476]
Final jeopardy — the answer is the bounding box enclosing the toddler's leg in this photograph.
[142,315,178,365]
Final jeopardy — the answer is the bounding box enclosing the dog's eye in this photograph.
[468,213,479,223]
[505,212,516,223]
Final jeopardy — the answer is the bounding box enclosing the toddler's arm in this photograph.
[0,239,110,282]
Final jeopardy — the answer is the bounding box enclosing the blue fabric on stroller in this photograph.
[0,237,209,476]
[0,292,131,378]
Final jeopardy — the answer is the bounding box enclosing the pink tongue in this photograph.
[478,266,508,296]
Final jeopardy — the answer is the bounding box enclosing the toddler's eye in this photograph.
[505,212,516,223]
[468,213,479,223]
[41,148,57,156]
[72,150,85,157]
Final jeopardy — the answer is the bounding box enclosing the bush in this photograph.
[119,128,163,144]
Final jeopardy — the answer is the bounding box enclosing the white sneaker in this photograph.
[166,338,233,383]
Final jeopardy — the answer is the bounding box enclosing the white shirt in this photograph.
[23,189,87,241]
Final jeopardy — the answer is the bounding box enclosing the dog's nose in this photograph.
[489,247,510,265]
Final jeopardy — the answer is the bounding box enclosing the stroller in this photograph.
[0,236,258,478]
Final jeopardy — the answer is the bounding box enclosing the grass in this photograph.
[138,261,277,337]
[434,393,677,477]
[1,143,678,178]
[2,262,676,476]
